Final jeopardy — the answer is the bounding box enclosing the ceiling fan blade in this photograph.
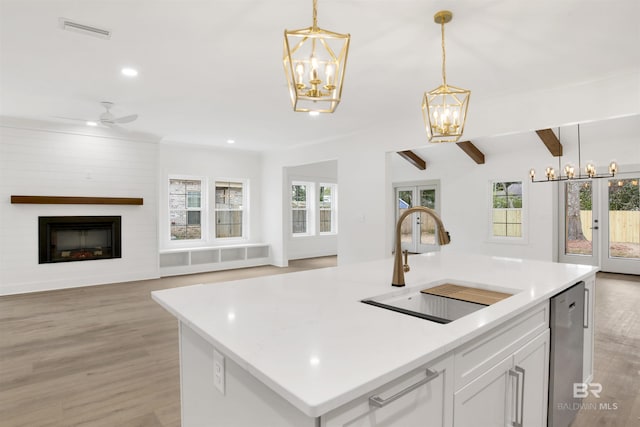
[51,115,91,122]
[113,114,138,124]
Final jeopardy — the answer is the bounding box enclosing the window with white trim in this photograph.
[215,181,245,239]
[319,183,337,234]
[292,182,313,236]
[491,181,523,238]
[169,178,203,240]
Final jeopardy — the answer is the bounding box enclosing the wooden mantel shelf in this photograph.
[10,196,143,205]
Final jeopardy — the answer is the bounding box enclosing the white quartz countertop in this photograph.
[151,252,597,417]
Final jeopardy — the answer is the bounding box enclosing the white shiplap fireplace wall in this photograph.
[0,119,159,295]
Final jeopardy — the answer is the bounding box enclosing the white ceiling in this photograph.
[1,0,639,151]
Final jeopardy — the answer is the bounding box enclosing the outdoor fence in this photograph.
[580,211,640,243]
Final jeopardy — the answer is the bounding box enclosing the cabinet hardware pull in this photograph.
[584,288,590,329]
[509,366,525,427]
[516,366,525,427]
[369,368,439,408]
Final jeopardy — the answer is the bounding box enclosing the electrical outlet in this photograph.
[213,349,225,395]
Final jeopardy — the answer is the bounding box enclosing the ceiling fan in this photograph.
[56,101,138,127]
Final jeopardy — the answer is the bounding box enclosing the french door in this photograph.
[559,174,640,274]
[395,183,440,254]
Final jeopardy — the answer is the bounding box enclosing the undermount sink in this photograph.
[361,281,515,324]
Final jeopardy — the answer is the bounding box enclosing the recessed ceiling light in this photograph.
[121,67,138,77]
[226,139,235,144]
[86,121,98,126]
[309,111,320,117]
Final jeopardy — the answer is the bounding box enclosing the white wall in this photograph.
[286,160,338,260]
[0,120,159,295]
[158,143,263,250]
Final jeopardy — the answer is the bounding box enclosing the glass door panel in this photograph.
[601,177,640,274]
[419,189,436,245]
[565,182,593,256]
[559,181,598,266]
[607,178,639,259]
[396,187,414,253]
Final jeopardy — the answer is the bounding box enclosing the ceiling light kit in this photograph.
[283,0,350,114]
[422,11,471,143]
[529,124,618,183]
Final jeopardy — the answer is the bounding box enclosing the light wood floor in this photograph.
[1,261,637,427]
[0,257,337,427]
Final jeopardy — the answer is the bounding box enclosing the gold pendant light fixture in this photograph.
[283,0,350,114]
[422,11,470,143]
[529,124,618,183]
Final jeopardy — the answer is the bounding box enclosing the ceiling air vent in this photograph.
[58,18,111,39]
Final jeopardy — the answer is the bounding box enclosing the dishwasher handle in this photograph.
[584,287,590,329]
[369,368,439,408]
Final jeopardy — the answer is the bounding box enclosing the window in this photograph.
[170,178,203,240]
[319,183,337,234]
[215,181,245,239]
[492,181,523,238]
[292,182,313,235]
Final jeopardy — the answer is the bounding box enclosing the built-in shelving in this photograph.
[159,243,270,276]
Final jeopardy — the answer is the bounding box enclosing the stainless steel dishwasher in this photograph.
[548,281,586,427]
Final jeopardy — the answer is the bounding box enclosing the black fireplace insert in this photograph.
[38,216,121,263]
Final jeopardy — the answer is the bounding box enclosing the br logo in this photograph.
[573,383,602,398]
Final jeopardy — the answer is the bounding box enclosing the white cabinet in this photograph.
[322,355,453,427]
[583,276,595,383]
[514,329,550,427]
[454,329,550,427]
[453,354,513,427]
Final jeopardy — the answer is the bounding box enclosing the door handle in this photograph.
[509,366,525,427]
[369,368,439,408]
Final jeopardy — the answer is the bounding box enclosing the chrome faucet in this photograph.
[392,206,451,287]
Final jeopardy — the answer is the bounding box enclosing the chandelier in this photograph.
[283,0,350,113]
[529,124,618,183]
[422,10,470,143]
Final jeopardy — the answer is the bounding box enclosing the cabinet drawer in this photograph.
[321,355,453,427]
[454,301,548,391]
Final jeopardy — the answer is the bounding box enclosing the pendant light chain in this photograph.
[441,20,447,87]
[312,0,318,30]
[577,124,582,173]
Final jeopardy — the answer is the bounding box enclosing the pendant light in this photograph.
[283,0,350,114]
[422,10,471,143]
[529,124,618,183]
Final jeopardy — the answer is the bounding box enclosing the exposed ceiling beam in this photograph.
[456,141,485,164]
[397,150,426,170]
[535,129,563,156]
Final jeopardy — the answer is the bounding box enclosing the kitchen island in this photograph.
[152,252,597,427]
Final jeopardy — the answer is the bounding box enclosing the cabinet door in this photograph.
[453,355,512,427]
[323,356,452,427]
[513,329,550,427]
[583,275,595,383]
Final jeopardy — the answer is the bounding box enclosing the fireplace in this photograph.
[39,216,121,263]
